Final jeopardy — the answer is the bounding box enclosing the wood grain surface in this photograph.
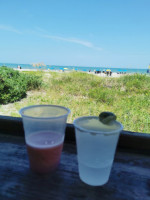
[0,134,150,200]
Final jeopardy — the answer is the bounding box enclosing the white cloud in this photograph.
[35,26,48,33]
[42,34,102,50]
[0,25,22,34]
[0,24,102,50]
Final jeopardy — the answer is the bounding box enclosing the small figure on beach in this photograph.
[146,64,150,73]
[17,65,21,69]
[106,71,109,76]
[106,69,111,76]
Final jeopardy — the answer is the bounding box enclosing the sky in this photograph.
[0,0,150,69]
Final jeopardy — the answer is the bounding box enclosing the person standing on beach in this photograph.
[17,65,21,69]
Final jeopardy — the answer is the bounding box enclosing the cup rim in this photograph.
[19,104,70,120]
[73,116,123,135]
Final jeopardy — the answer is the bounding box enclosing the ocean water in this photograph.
[0,62,148,74]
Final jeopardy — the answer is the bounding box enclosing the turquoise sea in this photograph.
[0,62,148,74]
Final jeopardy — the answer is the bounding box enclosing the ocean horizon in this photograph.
[0,62,148,74]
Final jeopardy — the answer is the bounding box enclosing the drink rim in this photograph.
[19,104,70,119]
[73,116,123,135]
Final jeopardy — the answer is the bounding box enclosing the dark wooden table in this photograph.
[0,116,150,200]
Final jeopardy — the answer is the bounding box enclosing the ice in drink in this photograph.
[26,131,63,174]
[74,116,123,186]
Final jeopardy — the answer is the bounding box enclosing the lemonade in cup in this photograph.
[73,114,123,186]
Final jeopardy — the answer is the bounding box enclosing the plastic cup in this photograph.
[19,105,70,174]
[73,116,123,186]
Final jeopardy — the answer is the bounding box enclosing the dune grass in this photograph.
[0,71,150,133]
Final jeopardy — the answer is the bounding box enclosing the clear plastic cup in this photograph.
[19,105,70,174]
[73,116,123,186]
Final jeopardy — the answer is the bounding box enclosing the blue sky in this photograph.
[0,0,150,69]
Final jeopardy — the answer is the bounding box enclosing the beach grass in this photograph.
[0,71,150,134]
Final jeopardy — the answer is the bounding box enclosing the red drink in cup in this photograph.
[26,131,63,173]
[19,105,70,174]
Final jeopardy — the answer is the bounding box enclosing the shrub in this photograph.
[22,73,43,90]
[0,66,42,104]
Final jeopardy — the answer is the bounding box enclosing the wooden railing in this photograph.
[0,115,150,154]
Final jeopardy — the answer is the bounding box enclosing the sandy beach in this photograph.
[14,68,125,78]
[87,71,124,78]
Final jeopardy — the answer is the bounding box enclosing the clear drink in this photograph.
[74,116,123,186]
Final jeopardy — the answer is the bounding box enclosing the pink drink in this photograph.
[26,131,64,174]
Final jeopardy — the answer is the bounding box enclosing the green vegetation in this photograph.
[0,66,43,104]
[0,70,150,133]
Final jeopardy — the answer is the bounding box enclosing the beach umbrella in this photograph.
[106,69,111,71]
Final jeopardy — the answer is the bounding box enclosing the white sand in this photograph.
[14,68,126,77]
